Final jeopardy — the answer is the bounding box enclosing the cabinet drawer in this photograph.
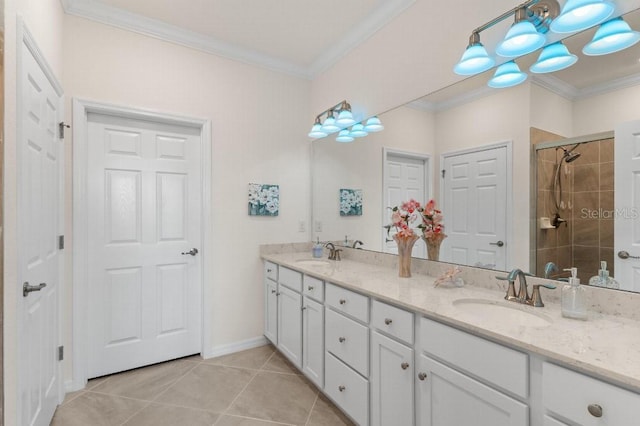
[326,283,369,323]
[325,352,369,426]
[279,266,302,292]
[420,317,528,399]
[326,308,369,377]
[371,299,414,345]
[264,261,278,282]
[303,275,324,302]
[543,362,640,425]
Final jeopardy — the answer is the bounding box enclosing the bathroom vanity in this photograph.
[261,248,640,426]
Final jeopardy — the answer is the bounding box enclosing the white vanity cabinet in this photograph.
[277,284,302,367]
[542,362,640,426]
[370,300,415,426]
[302,296,324,388]
[263,262,278,344]
[416,318,529,426]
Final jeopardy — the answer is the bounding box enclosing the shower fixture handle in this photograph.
[490,240,504,247]
[618,251,640,260]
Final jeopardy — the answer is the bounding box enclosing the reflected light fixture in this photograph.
[582,17,640,56]
[496,7,547,57]
[530,41,578,73]
[488,61,528,88]
[308,100,383,142]
[550,0,614,34]
[454,32,495,75]
[364,116,384,132]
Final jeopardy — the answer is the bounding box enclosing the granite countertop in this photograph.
[262,251,640,393]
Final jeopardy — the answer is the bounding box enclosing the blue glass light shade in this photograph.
[336,109,356,126]
[454,43,495,75]
[530,42,578,73]
[550,0,614,34]
[488,61,528,88]
[349,123,368,138]
[496,21,546,57]
[363,116,384,132]
[583,18,640,56]
[336,129,354,143]
[321,116,340,133]
[308,122,328,138]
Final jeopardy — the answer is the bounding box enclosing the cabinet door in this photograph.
[416,354,528,426]
[302,297,324,388]
[264,279,278,344]
[277,285,302,368]
[371,331,414,426]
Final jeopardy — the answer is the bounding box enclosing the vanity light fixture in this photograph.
[488,61,528,88]
[453,32,496,75]
[550,0,614,34]
[308,100,383,142]
[496,7,547,57]
[530,41,578,73]
[582,17,640,56]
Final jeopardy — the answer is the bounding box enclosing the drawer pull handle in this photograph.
[384,318,393,325]
[401,362,409,370]
[588,404,603,418]
[302,306,307,311]
[339,337,346,343]
[339,299,347,305]
[271,289,276,294]
[418,372,427,381]
[267,269,272,273]
[338,385,346,392]
[276,292,281,296]
[308,285,314,291]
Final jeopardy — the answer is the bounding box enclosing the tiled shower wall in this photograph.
[533,127,614,283]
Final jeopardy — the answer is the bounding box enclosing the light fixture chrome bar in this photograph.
[314,100,351,122]
[472,0,541,35]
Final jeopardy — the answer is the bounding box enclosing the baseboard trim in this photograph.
[204,336,268,360]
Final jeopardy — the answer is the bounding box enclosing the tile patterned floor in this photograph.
[52,345,354,426]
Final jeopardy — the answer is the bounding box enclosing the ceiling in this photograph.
[61,0,415,79]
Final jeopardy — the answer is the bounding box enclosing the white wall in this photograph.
[61,14,311,377]
[531,83,573,138]
[573,84,640,135]
[3,0,66,423]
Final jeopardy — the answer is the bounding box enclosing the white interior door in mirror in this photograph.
[383,151,429,257]
[441,145,508,270]
[615,119,640,292]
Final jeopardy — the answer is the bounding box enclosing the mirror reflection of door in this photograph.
[441,144,509,270]
[383,149,430,258]
[615,119,640,292]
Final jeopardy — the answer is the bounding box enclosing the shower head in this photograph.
[558,144,581,163]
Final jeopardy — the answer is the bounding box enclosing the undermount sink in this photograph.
[295,259,331,267]
[452,298,553,328]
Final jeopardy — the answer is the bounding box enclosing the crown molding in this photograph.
[531,74,579,100]
[61,0,416,80]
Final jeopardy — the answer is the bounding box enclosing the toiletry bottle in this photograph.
[312,237,323,258]
[344,235,349,247]
[561,267,587,320]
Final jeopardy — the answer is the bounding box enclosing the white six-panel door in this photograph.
[441,145,508,270]
[383,152,429,258]
[86,113,202,378]
[614,119,640,292]
[18,26,64,426]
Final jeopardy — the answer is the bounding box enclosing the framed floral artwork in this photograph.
[248,183,279,216]
[340,189,362,216]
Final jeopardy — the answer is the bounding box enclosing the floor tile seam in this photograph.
[61,390,86,406]
[215,413,296,426]
[125,399,223,416]
[255,348,277,370]
[84,388,159,404]
[302,393,320,426]
[117,399,154,426]
[218,367,261,417]
[147,358,208,403]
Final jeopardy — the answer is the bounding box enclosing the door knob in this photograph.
[618,250,640,259]
[490,241,504,247]
[401,362,410,370]
[23,282,47,297]
[587,404,603,418]
[181,248,199,256]
[418,372,427,381]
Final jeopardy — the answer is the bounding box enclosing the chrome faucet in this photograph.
[352,240,363,249]
[496,268,555,307]
[544,262,559,279]
[325,242,341,261]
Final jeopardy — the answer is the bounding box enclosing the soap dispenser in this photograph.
[312,237,323,258]
[589,261,620,289]
[561,267,587,320]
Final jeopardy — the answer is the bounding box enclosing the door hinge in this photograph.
[58,346,64,361]
[59,122,70,139]
[441,169,446,178]
[58,235,64,250]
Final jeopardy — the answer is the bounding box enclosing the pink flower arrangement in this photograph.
[419,199,447,242]
[386,199,423,238]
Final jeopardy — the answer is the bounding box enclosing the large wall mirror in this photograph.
[312,6,640,293]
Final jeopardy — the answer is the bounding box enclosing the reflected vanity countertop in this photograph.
[262,251,640,392]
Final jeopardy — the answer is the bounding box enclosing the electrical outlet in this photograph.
[298,220,306,232]
[314,220,323,232]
